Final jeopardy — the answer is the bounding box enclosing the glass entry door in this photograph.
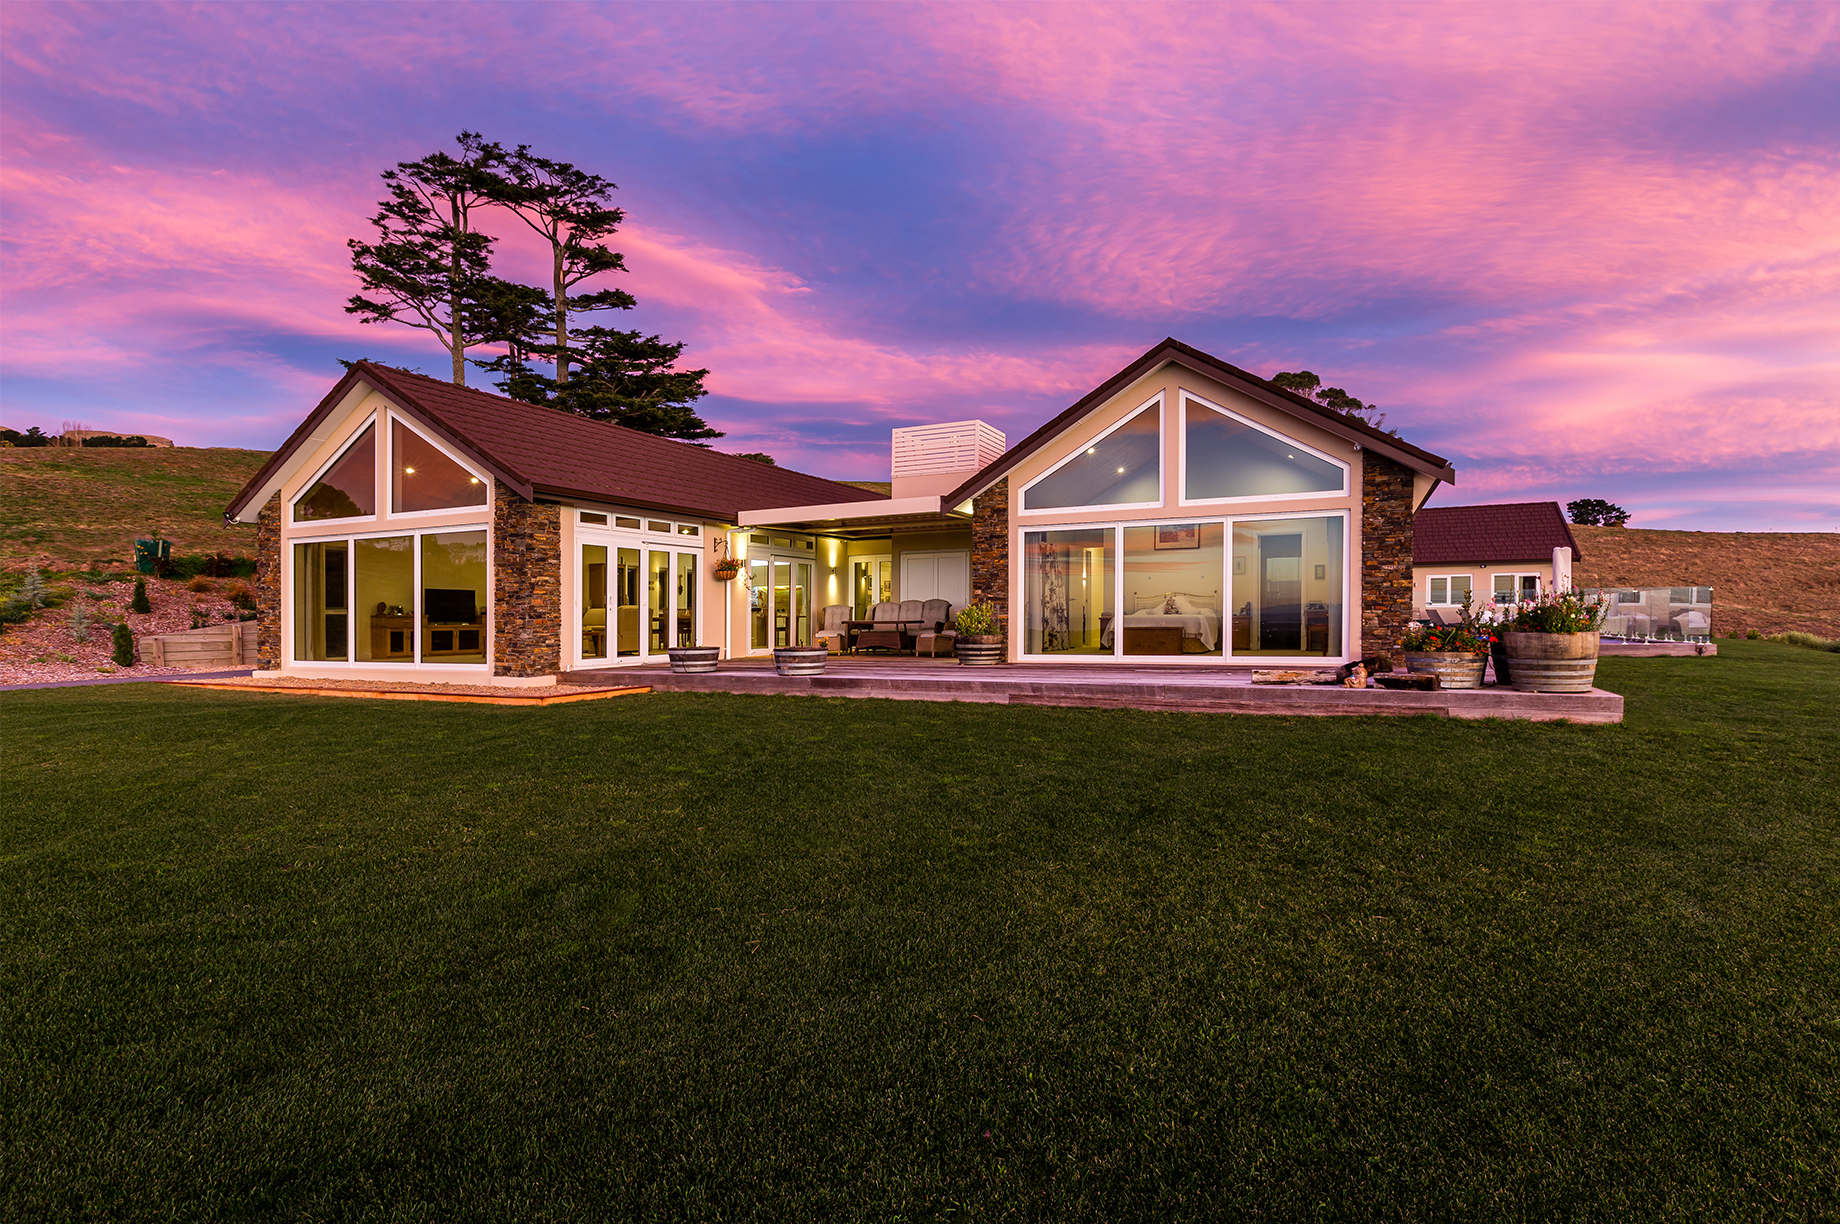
[749,554,812,652]
[579,538,700,664]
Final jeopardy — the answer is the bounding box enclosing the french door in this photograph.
[579,539,699,665]
[749,556,813,651]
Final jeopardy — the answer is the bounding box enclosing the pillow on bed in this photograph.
[1171,594,1212,615]
[1162,595,1180,615]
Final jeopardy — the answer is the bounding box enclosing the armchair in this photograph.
[915,599,956,657]
[815,604,853,654]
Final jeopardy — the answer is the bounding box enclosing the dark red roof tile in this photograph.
[1414,502,1583,565]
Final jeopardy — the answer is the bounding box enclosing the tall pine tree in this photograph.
[347,133,507,386]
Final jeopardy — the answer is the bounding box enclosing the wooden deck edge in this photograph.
[168,682,651,706]
[1006,694,1449,717]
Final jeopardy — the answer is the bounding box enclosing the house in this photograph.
[1411,501,1582,615]
[225,338,1457,683]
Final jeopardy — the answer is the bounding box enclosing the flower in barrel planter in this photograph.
[1497,586,1611,693]
[954,602,1004,666]
[1401,593,1491,688]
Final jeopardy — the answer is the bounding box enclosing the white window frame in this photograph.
[385,410,493,520]
[1427,574,1474,606]
[1012,508,1351,665]
[1177,390,1349,508]
[290,413,379,527]
[572,518,704,669]
[1491,572,1543,606]
[284,522,492,671]
[1018,393,1165,517]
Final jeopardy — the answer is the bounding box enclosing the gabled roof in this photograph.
[226,362,886,523]
[944,337,1456,506]
[1413,501,1583,565]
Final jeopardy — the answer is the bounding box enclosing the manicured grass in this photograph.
[4,643,1836,1220]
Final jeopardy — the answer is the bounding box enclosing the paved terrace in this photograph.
[565,657,1624,723]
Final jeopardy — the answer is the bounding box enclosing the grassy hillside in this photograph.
[0,447,270,570]
[1572,524,1840,638]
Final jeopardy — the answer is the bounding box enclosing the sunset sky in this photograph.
[3,2,1836,530]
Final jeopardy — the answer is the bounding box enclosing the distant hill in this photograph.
[1571,525,1840,638]
[0,446,271,570]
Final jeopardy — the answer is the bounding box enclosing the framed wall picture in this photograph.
[1232,555,1247,575]
[1153,523,1199,550]
[1314,564,1326,579]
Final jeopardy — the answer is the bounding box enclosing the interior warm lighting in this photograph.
[403,466,415,474]
[468,477,479,484]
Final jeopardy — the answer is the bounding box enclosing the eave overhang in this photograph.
[737,494,972,539]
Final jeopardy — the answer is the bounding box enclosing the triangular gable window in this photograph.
[1183,396,1345,501]
[1022,398,1162,512]
[392,417,489,513]
[293,422,376,522]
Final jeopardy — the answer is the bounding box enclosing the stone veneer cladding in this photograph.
[1361,453,1415,660]
[492,481,562,676]
[255,494,281,669]
[970,478,1011,648]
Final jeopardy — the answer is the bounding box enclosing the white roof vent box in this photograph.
[891,419,1006,498]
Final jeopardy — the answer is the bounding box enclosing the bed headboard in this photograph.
[1131,590,1220,613]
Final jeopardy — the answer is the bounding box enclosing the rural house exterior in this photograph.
[226,339,1458,683]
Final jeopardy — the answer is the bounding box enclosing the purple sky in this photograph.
[3,2,1836,530]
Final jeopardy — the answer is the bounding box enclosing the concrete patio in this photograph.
[564,657,1624,723]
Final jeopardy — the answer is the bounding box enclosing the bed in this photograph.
[1100,592,1222,653]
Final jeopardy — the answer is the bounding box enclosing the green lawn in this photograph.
[4,642,1837,1220]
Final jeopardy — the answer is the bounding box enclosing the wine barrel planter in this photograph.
[773,646,828,676]
[955,635,1005,667]
[667,646,720,674]
[1403,651,1488,690]
[1501,630,1600,693]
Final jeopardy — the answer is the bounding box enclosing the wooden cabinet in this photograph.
[369,615,413,660]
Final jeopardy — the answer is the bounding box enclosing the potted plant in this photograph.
[1401,598,1490,689]
[772,643,828,676]
[953,603,1004,666]
[667,645,721,674]
[1497,587,1610,692]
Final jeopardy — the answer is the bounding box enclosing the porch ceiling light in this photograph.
[403,466,416,474]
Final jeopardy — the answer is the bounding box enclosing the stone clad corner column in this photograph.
[492,481,562,677]
[1360,453,1415,661]
[255,494,281,670]
[970,477,1011,650]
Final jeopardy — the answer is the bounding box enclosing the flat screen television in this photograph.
[423,588,477,623]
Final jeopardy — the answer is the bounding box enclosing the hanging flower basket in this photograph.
[713,561,742,581]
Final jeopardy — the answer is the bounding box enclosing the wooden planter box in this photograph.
[1403,651,1487,690]
[1501,630,1600,693]
[773,646,828,676]
[955,635,1004,666]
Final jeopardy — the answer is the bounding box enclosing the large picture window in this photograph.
[1117,523,1225,655]
[1022,399,1161,512]
[1183,396,1345,502]
[290,527,489,666]
[1230,516,1344,657]
[393,419,489,513]
[1023,527,1114,654]
[294,423,375,522]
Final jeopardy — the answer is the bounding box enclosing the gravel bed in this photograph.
[0,574,254,686]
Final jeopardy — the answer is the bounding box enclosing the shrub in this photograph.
[164,552,256,580]
[187,575,216,594]
[111,622,135,667]
[955,603,997,635]
[80,434,151,447]
[1746,628,1762,640]
[190,604,212,629]
[0,426,54,447]
[130,578,152,614]
[68,603,92,640]
[20,570,48,609]
[1771,631,1840,654]
[224,581,257,611]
